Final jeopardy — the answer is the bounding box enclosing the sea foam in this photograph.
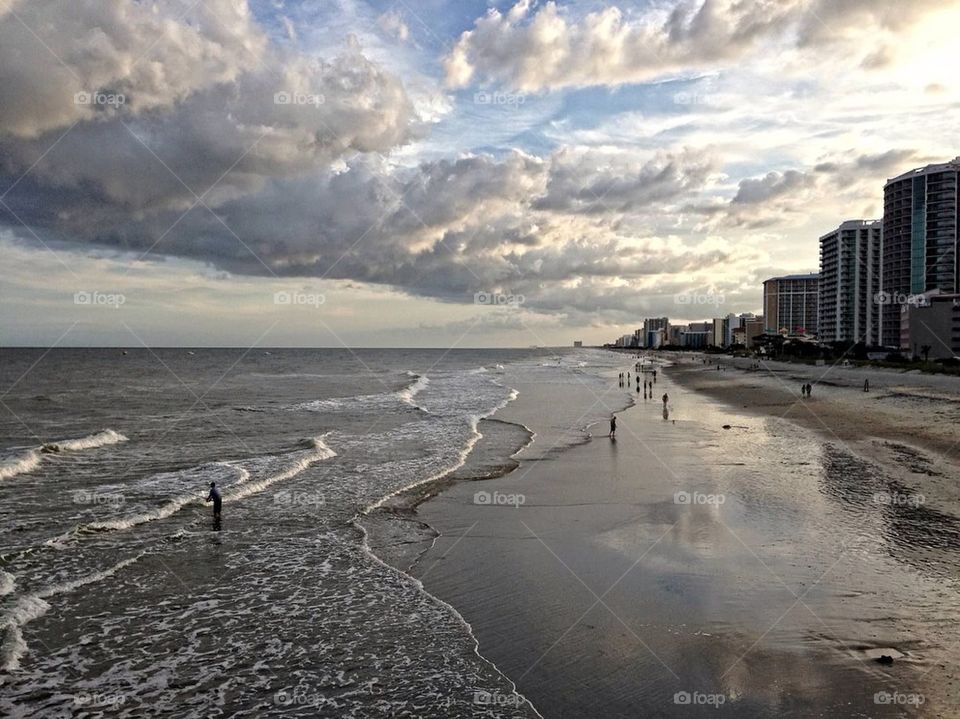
[0,554,141,671]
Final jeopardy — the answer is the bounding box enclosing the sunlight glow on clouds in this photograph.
[1,0,959,346]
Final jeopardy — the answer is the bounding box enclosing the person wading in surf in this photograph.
[206,481,222,528]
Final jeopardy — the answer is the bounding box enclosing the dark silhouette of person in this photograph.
[206,481,222,527]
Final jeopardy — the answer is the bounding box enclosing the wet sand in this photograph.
[383,362,960,718]
[667,354,960,464]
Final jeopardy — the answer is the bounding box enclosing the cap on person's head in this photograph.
[210,482,216,487]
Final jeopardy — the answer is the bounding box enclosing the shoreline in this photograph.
[390,355,960,717]
[358,412,543,718]
[361,358,635,717]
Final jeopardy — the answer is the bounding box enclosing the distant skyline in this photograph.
[2,0,959,347]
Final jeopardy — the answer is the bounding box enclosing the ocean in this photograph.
[0,347,620,718]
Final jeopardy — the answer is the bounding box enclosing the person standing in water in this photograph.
[206,481,222,527]
[609,415,617,438]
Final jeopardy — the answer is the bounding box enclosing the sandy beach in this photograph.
[376,353,960,718]
[667,354,960,503]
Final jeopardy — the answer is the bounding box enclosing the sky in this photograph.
[1,0,959,347]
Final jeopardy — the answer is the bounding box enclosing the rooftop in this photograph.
[886,157,960,186]
[765,273,819,282]
[819,219,881,241]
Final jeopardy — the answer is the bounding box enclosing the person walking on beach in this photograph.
[609,415,617,438]
[800,383,806,397]
[806,383,812,397]
[206,481,222,527]
[662,393,669,407]
[652,369,657,382]
[864,379,870,392]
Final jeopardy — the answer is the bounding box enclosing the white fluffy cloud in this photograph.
[3,0,958,343]
[0,0,268,138]
[0,1,419,216]
[444,0,958,91]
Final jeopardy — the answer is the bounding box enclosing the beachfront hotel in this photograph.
[762,274,819,336]
[880,158,960,347]
[818,220,883,346]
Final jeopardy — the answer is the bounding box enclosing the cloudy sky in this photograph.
[1,0,959,347]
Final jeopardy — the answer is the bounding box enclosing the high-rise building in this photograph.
[763,275,819,335]
[643,317,669,348]
[682,322,711,349]
[818,220,882,346]
[881,158,960,347]
[743,316,765,346]
[711,318,725,347]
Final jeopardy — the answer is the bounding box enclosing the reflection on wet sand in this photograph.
[820,443,960,579]
[408,367,960,717]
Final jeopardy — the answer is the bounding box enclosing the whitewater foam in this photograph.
[396,372,430,408]
[292,372,430,413]
[0,449,41,481]
[42,429,128,453]
[225,437,336,502]
[0,554,142,671]
[0,570,14,597]
[58,439,334,540]
[0,429,128,482]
